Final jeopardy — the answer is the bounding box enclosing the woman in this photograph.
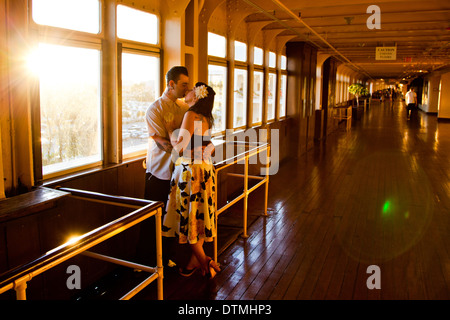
[162,82,221,279]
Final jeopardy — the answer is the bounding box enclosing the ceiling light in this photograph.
[344,17,354,25]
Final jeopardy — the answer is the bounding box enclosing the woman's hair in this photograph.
[189,82,215,128]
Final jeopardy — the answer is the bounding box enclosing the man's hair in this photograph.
[166,66,189,84]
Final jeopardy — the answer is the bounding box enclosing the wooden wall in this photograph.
[0,159,145,299]
[286,42,318,157]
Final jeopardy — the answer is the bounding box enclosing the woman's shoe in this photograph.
[207,258,220,279]
[179,266,197,277]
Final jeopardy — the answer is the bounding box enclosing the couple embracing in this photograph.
[141,66,221,279]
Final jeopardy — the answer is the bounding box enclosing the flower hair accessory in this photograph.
[194,85,208,100]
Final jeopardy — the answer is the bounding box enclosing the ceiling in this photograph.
[240,0,450,80]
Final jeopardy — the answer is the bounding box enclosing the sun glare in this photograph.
[26,43,100,85]
[32,0,100,34]
[26,48,42,77]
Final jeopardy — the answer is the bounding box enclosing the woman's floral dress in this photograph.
[162,155,216,244]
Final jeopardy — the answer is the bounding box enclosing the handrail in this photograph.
[214,141,269,168]
[213,141,271,262]
[0,188,164,300]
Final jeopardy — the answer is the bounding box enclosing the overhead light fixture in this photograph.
[344,17,354,25]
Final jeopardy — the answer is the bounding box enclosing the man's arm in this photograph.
[151,134,173,153]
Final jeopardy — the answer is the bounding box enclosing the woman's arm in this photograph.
[171,111,196,155]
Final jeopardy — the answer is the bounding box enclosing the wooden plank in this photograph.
[0,187,69,223]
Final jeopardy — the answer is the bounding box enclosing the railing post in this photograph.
[155,207,164,300]
[13,275,31,300]
[242,154,249,238]
[213,169,219,263]
[263,145,270,217]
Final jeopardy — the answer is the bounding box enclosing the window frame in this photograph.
[234,40,247,63]
[207,61,228,136]
[119,47,161,160]
[232,65,248,130]
[251,68,264,127]
[208,32,227,59]
[29,0,104,181]
[29,0,164,181]
[29,0,104,42]
[117,4,161,160]
[116,4,159,46]
[279,73,287,119]
[267,71,277,123]
[33,40,104,180]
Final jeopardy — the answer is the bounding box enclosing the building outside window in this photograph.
[233,68,248,128]
[234,40,247,62]
[30,0,102,177]
[118,5,160,158]
[252,70,264,124]
[279,74,287,118]
[121,52,160,156]
[267,72,277,121]
[208,64,227,133]
[208,32,227,133]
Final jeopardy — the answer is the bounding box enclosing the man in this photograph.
[137,66,190,267]
[405,87,417,119]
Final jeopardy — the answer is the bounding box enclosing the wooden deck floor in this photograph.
[134,100,450,300]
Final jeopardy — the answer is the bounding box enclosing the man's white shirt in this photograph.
[145,93,189,180]
[405,90,417,105]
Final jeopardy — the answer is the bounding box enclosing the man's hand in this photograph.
[152,135,173,153]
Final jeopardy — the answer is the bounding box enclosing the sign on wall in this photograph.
[375,47,397,60]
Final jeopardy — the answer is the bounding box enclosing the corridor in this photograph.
[135,99,450,300]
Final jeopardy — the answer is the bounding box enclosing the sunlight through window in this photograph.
[32,0,100,34]
[31,43,102,177]
[234,68,248,128]
[208,33,226,58]
[122,52,160,156]
[208,64,227,133]
[117,5,158,44]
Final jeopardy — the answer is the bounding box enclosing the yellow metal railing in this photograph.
[0,187,164,300]
[213,141,271,262]
[333,106,352,131]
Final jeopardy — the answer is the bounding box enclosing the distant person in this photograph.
[405,87,417,119]
[163,82,221,279]
[137,66,190,267]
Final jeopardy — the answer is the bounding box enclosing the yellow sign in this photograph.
[376,47,397,60]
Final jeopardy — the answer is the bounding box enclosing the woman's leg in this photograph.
[189,239,207,275]
[189,239,220,277]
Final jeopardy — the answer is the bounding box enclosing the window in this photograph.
[281,55,287,70]
[235,41,247,62]
[121,52,160,156]
[208,32,226,58]
[35,43,102,177]
[281,55,287,116]
[117,5,161,157]
[117,5,158,44]
[254,47,263,66]
[279,74,287,118]
[269,52,276,68]
[267,72,277,121]
[208,64,227,133]
[234,68,248,128]
[252,71,264,124]
[32,0,100,34]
